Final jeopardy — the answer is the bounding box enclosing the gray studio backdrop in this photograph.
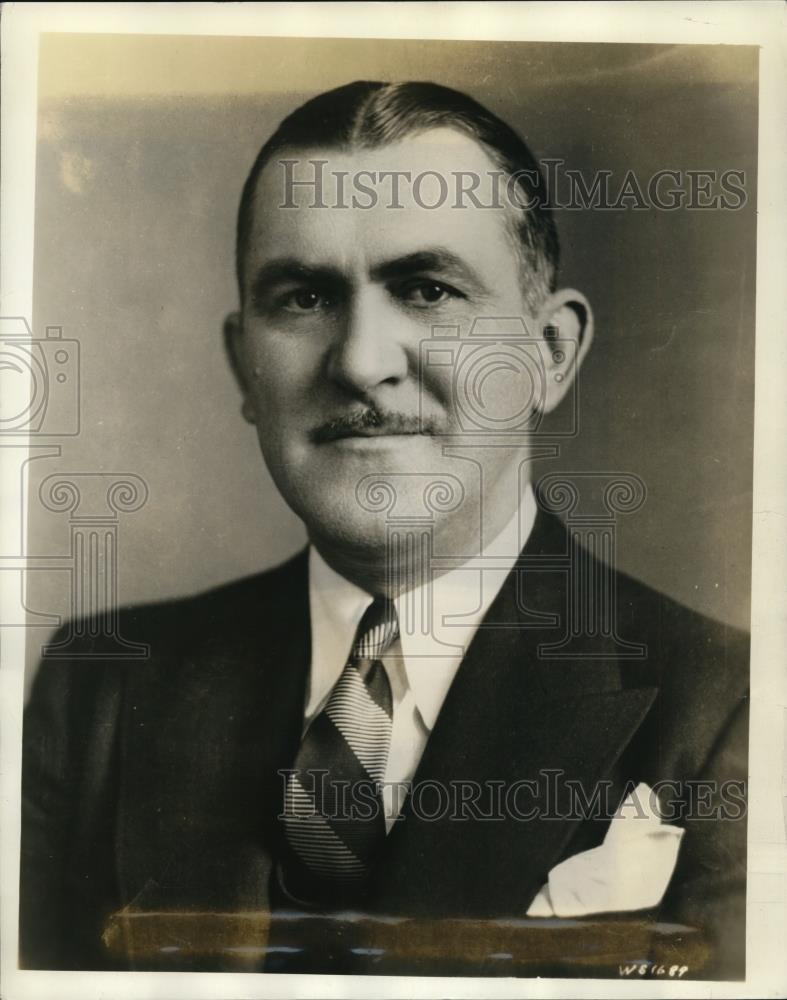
[24,37,757,692]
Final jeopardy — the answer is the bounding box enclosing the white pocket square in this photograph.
[526,782,685,918]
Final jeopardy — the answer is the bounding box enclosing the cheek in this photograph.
[422,363,456,412]
[245,329,321,408]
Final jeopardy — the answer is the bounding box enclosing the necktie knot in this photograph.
[352,596,399,660]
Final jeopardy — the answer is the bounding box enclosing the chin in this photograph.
[281,475,390,549]
[268,442,472,558]
[304,504,396,566]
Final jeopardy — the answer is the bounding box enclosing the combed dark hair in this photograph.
[236,81,559,307]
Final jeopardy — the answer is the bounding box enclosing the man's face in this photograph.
[230,129,556,557]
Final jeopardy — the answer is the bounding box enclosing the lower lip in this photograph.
[325,434,426,451]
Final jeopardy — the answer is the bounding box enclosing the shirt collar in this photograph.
[307,548,371,719]
[307,486,537,729]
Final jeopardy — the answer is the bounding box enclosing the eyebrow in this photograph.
[248,246,491,304]
[369,247,490,294]
[249,260,340,305]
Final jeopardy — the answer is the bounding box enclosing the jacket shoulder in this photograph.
[42,547,309,659]
[28,548,309,716]
[614,564,749,688]
[536,509,749,689]
[533,506,751,765]
[610,563,749,778]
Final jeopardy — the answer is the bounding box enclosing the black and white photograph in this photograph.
[1,4,785,998]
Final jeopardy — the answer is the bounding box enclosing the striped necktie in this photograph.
[279,596,398,904]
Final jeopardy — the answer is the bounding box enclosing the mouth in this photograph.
[325,428,424,442]
[321,429,429,451]
[310,409,439,445]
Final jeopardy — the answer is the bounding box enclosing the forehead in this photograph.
[245,128,521,281]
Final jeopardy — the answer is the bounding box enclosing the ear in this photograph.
[533,288,594,415]
[223,311,257,424]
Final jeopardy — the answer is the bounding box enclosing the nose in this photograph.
[325,288,409,394]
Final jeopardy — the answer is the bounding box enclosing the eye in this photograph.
[397,280,464,307]
[282,288,331,312]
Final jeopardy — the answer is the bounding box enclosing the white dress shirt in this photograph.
[305,486,538,831]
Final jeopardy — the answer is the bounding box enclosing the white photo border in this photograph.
[1,3,785,998]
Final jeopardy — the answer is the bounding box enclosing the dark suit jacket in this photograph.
[20,510,749,978]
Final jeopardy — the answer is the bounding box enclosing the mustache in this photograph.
[310,405,445,444]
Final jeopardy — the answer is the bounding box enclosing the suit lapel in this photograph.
[372,511,658,918]
[115,552,310,914]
